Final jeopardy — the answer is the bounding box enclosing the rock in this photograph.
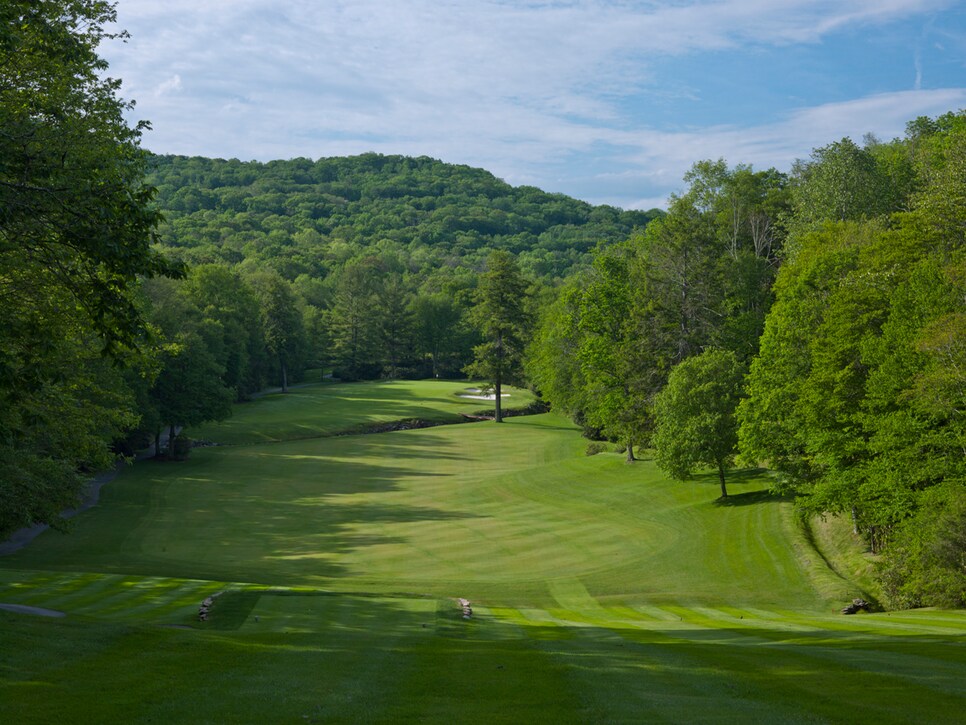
[841,598,870,615]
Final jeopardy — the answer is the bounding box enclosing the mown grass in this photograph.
[1,380,964,723]
[187,379,535,445]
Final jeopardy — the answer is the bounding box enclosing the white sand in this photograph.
[457,392,511,400]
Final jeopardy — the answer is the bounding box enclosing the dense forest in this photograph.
[146,153,658,283]
[1,0,963,611]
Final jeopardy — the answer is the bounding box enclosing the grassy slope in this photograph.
[187,379,535,445]
[1,380,964,723]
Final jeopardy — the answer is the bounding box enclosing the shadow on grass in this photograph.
[0,432,485,587]
[190,591,966,722]
[712,489,787,508]
[683,468,784,505]
[191,379,537,446]
[3,589,965,723]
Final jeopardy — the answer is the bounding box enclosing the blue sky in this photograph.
[103,1,966,209]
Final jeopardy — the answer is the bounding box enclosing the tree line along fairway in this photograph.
[1,380,964,722]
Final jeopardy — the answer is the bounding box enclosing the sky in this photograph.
[102,0,966,210]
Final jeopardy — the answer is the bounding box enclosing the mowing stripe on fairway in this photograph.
[2,383,965,723]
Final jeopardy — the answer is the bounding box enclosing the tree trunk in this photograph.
[625,440,635,463]
[494,330,504,423]
[154,429,162,459]
[717,460,728,498]
[167,424,177,459]
[281,359,288,393]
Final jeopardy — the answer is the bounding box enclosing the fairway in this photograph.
[1,381,964,722]
[187,379,536,445]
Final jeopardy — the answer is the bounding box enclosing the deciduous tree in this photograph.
[653,349,746,498]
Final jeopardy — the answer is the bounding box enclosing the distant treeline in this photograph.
[145,153,660,282]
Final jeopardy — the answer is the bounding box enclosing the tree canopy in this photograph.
[0,0,181,534]
[653,349,746,498]
[464,251,532,422]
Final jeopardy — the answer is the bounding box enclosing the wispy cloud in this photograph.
[153,74,182,97]
[102,1,965,207]
[591,88,966,206]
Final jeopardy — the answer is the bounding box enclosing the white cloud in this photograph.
[608,88,966,202]
[153,74,182,97]
[99,1,965,206]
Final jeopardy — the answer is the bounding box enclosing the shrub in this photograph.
[170,434,193,461]
[585,442,608,456]
[879,485,966,609]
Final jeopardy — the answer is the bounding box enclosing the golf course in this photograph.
[1,380,964,723]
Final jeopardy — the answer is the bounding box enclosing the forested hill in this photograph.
[145,153,661,281]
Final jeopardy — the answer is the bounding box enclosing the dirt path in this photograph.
[0,603,65,617]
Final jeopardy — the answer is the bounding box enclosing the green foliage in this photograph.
[150,331,234,451]
[574,244,649,456]
[464,251,532,422]
[653,349,746,497]
[250,270,306,391]
[584,441,608,456]
[0,0,182,353]
[0,1,180,535]
[181,265,268,399]
[410,292,473,378]
[526,280,587,418]
[637,161,787,365]
[739,111,966,574]
[787,137,904,251]
[879,485,966,609]
[0,315,139,534]
[531,160,786,458]
[145,153,659,284]
[140,153,662,385]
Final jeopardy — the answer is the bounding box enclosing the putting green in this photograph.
[1,381,963,722]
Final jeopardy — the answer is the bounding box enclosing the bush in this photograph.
[585,442,608,456]
[170,434,193,461]
[878,485,966,609]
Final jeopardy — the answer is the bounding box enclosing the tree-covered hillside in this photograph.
[146,153,660,283]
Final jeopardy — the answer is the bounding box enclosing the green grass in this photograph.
[808,512,886,604]
[187,379,535,445]
[1,380,964,723]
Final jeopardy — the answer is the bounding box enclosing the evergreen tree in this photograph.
[465,251,531,422]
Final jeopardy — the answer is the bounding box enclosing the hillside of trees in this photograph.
[130,154,660,390]
[145,153,659,283]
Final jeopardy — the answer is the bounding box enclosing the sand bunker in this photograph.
[457,389,511,401]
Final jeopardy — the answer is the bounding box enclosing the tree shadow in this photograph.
[0,432,486,587]
[712,489,787,508]
[183,592,966,723]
